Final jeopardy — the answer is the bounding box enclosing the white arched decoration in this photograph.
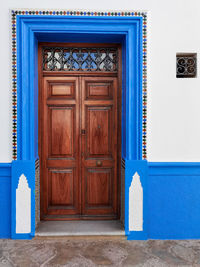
[16,174,31,233]
[129,172,143,231]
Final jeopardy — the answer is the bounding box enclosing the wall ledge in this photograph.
[148,162,200,176]
[0,163,12,177]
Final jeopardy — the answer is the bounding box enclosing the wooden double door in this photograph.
[40,75,120,220]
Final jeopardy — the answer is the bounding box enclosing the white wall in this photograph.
[0,0,200,162]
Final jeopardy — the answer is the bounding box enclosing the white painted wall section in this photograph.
[129,172,143,231]
[16,174,31,233]
[0,0,200,162]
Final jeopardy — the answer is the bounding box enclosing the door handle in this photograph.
[96,160,102,167]
[81,129,86,135]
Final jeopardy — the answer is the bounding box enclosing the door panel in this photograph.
[81,77,118,218]
[48,169,74,206]
[41,77,80,219]
[86,82,113,100]
[51,83,74,97]
[49,107,75,157]
[40,76,118,220]
[86,168,112,206]
[86,106,112,157]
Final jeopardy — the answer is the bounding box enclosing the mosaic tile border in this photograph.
[35,159,40,228]
[11,9,147,160]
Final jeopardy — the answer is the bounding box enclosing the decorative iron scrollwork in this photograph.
[42,47,118,72]
[176,53,197,78]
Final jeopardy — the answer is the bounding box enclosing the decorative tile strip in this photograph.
[35,159,40,228]
[142,13,147,160]
[12,11,17,160]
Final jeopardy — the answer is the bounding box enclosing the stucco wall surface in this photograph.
[0,0,200,162]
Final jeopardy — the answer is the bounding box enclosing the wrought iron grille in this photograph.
[42,47,118,72]
[176,53,197,78]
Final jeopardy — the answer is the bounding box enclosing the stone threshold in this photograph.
[36,220,125,237]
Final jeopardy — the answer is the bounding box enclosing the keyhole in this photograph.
[98,125,101,129]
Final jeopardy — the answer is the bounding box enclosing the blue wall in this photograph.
[148,163,200,239]
[0,163,11,238]
[1,162,200,239]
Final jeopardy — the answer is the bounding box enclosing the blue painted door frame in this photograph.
[12,15,147,239]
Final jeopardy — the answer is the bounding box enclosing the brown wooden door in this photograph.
[40,76,81,219]
[81,77,118,218]
[40,75,119,220]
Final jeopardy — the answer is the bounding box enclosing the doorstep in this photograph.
[35,220,125,236]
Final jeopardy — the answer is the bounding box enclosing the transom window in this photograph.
[42,47,118,72]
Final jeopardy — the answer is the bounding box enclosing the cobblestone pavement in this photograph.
[1,237,200,266]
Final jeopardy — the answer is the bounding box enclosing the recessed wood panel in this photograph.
[49,82,75,99]
[49,106,75,157]
[86,106,112,157]
[49,169,74,206]
[86,82,113,100]
[86,169,112,206]
[52,84,72,96]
